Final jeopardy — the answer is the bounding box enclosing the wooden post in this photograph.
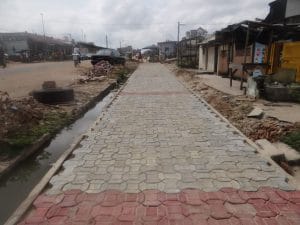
[230,67,233,87]
[177,22,180,66]
[266,29,274,74]
[241,23,250,90]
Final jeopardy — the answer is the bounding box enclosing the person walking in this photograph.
[72,46,81,67]
[0,47,6,68]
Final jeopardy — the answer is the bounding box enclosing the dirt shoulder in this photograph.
[0,61,85,99]
[167,64,300,149]
[0,61,138,167]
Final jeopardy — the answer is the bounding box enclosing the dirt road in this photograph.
[0,61,91,99]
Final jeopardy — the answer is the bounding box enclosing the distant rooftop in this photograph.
[0,32,71,46]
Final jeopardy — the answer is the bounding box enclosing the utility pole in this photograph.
[40,13,46,40]
[67,33,72,42]
[40,13,46,60]
[177,21,182,66]
[105,35,108,48]
[81,29,84,42]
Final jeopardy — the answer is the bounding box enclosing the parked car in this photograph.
[80,53,93,60]
[91,49,125,65]
[80,54,89,60]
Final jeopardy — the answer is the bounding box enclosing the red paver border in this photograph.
[120,91,189,96]
[18,187,300,225]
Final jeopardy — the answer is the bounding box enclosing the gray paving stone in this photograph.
[46,63,294,194]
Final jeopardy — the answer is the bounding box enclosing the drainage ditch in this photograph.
[0,92,115,224]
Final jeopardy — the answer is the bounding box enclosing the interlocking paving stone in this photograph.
[19,188,300,225]
[45,63,294,194]
[18,63,300,224]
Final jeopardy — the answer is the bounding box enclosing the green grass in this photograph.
[5,111,71,151]
[116,67,131,84]
[281,129,300,152]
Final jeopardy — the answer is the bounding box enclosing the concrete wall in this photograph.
[199,45,217,73]
[207,46,215,72]
[198,46,206,70]
[232,44,253,78]
[286,0,300,18]
[158,42,176,59]
[218,45,229,75]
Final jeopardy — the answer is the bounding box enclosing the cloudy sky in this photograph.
[0,0,273,48]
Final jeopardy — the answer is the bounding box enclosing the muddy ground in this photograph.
[168,64,299,147]
[0,61,138,161]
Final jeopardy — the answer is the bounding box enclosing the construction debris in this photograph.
[79,60,113,83]
[0,91,43,139]
[247,107,264,118]
[173,65,295,143]
[42,81,57,89]
[94,60,113,75]
[273,142,300,163]
[247,120,293,142]
[255,139,285,162]
[264,102,293,107]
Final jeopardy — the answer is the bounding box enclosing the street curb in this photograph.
[0,134,51,180]
[4,73,134,225]
[174,70,299,190]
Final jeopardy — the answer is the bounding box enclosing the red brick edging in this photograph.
[19,188,300,225]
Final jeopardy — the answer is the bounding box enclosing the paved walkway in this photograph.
[19,63,300,225]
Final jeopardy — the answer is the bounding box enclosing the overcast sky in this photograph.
[0,0,273,48]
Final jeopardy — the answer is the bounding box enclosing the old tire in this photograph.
[33,88,74,104]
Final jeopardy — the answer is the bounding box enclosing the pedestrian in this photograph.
[72,45,81,67]
[25,51,29,63]
[0,47,6,68]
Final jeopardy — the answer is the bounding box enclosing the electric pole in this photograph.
[67,33,72,42]
[105,35,108,48]
[40,13,46,40]
[177,22,180,66]
[81,29,84,42]
[177,22,185,66]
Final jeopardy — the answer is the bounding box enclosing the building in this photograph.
[195,0,300,100]
[265,0,300,25]
[117,46,133,58]
[198,34,218,73]
[141,45,159,62]
[197,0,300,78]
[178,27,207,68]
[157,41,177,60]
[0,32,72,62]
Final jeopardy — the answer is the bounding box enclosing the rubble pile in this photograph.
[0,91,43,139]
[79,60,113,83]
[204,91,294,142]
[247,119,294,142]
[174,67,295,143]
[94,60,113,75]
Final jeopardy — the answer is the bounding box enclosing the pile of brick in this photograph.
[247,119,294,142]
[93,60,113,75]
[79,60,113,83]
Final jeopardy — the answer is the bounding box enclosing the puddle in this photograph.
[0,92,115,224]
